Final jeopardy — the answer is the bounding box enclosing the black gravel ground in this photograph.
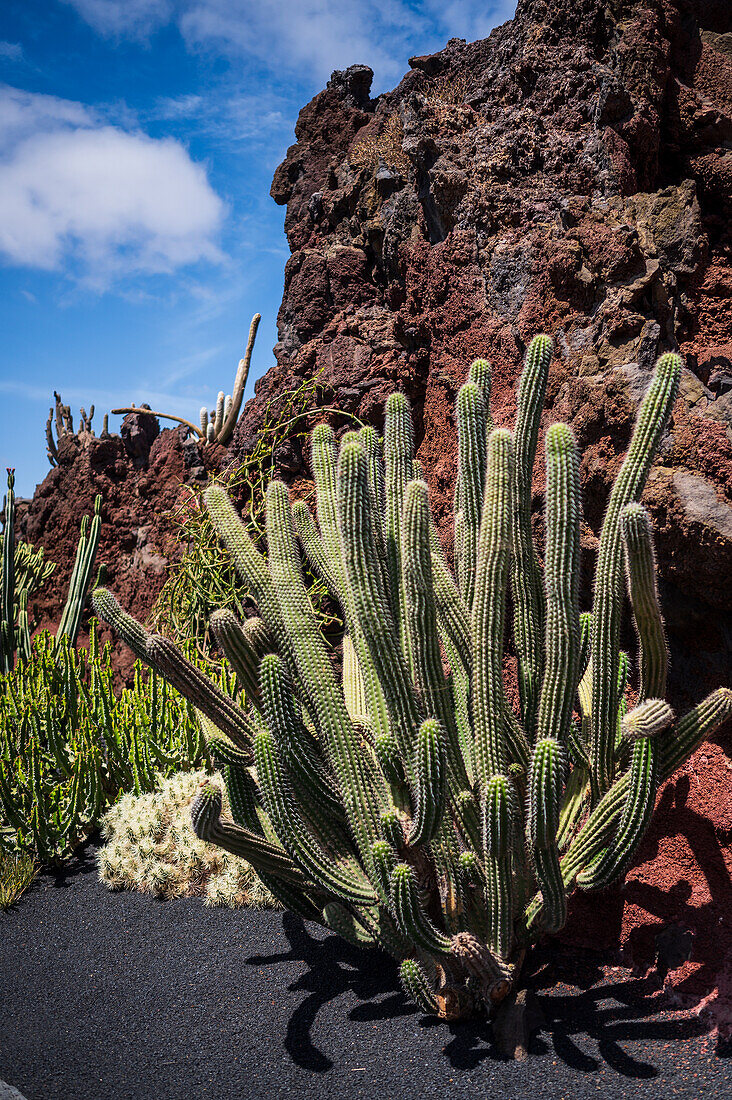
[1,844,729,1100]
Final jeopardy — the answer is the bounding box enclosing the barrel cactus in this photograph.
[93,338,732,1029]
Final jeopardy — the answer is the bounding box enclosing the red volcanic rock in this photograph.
[16,416,220,682]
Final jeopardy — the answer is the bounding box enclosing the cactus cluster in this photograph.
[112,314,261,446]
[1,470,98,672]
[46,391,101,466]
[0,626,214,861]
[93,338,732,1024]
[98,769,277,908]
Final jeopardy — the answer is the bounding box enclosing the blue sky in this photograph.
[0,0,516,497]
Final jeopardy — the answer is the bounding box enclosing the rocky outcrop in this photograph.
[16,416,222,681]
[228,0,731,1032]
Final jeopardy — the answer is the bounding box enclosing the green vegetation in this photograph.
[0,850,37,910]
[0,484,212,866]
[0,626,217,863]
[1,468,101,671]
[94,336,732,1027]
[149,370,357,654]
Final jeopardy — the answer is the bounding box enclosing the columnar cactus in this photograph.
[110,313,260,446]
[93,339,732,1034]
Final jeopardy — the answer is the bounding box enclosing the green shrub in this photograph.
[0,626,215,862]
[0,850,37,910]
[93,339,732,1030]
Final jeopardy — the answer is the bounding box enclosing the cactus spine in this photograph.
[94,341,729,1033]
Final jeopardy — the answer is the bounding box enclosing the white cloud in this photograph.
[0,41,24,61]
[63,1,518,87]
[61,0,174,38]
[0,85,224,288]
[0,85,96,144]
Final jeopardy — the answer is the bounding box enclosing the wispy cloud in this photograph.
[60,0,174,39]
[0,85,225,289]
[63,1,518,88]
[0,41,24,62]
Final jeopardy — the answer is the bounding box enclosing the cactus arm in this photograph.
[217,313,260,445]
[322,903,378,947]
[468,357,494,430]
[455,382,487,610]
[429,521,472,679]
[254,727,377,905]
[92,587,150,662]
[535,424,581,748]
[384,392,414,642]
[482,774,516,959]
[511,335,552,736]
[370,838,397,899]
[472,429,515,783]
[337,439,419,773]
[577,734,658,890]
[390,862,452,954]
[403,480,472,788]
[578,612,592,681]
[214,391,225,438]
[525,688,732,932]
[660,687,732,781]
[145,634,256,750]
[399,958,439,1014]
[408,719,447,847]
[292,500,343,602]
[259,653,345,824]
[209,609,271,710]
[359,425,389,587]
[310,425,347,587]
[190,780,307,884]
[57,496,102,645]
[527,737,567,933]
[204,484,299,675]
[307,430,394,750]
[590,353,681,798]
[264,480,386,866]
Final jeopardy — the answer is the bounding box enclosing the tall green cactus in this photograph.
[94,340,731,1037]
[0,469,94,671]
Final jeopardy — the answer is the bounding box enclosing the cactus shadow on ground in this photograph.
[245,911,414,1071]
[245,912,713,1078]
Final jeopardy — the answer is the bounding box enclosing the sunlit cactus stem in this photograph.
[511,334,552,736]
[535,423,581,749]
[57,494,102,646]
[472,428,514,783]
[455,381,487,610]
[590,353,681,798]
